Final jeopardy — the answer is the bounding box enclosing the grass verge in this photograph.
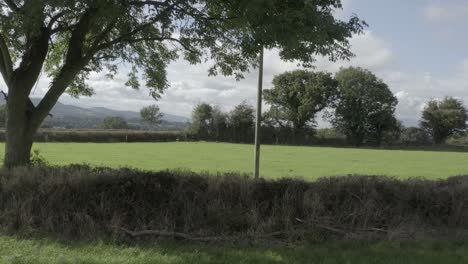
[0,235,467,264]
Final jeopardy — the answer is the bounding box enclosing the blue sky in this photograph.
[344,0,468,77]
[2,0,468,126]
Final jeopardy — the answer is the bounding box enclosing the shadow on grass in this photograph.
[1,234,468,264]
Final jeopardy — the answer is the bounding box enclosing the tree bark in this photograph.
[4,93,35,168]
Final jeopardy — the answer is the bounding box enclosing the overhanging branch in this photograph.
[126,0,167,8]
[47,11,67,31]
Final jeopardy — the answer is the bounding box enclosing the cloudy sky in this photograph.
[3,0,468,126]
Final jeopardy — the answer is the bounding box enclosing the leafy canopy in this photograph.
[332,67,398,146]
[229,102,255,142]
[190,102,213,138]
[0,0,366,102]
[264,70,338,130]
[420,97,467,144]
[140,104,163,125]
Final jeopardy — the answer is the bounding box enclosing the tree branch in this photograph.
[12,27,50,94]
[126,1,167,8]
[0,33,13,87]
[4,0,20,12]
[94,0,181,51]
[0,91,8,101]
[47,11,67,31]
[33,8,98,130]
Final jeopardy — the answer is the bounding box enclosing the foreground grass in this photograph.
[3,141,468,179]
[0,235,467,264]
[1,142,468,179]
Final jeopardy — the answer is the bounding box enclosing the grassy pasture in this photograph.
[2,142,467,179]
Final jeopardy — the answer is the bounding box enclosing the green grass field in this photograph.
[1,235,467,264]
[3,142,468,179]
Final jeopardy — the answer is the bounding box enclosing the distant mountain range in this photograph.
[0,98,190,129]
[47,101,189,123]
[0,98,189,123]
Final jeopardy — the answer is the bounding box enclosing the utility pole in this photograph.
[254,47,264,179]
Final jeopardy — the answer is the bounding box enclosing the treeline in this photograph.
[0,129,188,143]
[191,67,468,146]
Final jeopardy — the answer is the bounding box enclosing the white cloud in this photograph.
[1,25,468,129]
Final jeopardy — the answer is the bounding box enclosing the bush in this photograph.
[447,132,468,146]
[398,127,432,145]
[30,150,49,166]
[1,165,468,244]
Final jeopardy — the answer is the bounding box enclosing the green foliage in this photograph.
[211,106,229,141]
[420,97,467,144]
[447,131,468,146]
[264,70,338,131]
[399,127,431,145]
[332,67,399,146]
[229,102,255,143]
[30,149,49,166]
[190,102,255,142]
[191,103,214,139]
[140,104,163,126]
[100,116,128,129]
[315,128,345,139]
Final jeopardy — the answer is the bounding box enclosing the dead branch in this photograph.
[295,218,389,235]
[120,228,289,242]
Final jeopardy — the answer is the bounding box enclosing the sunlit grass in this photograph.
[0,142,466,179]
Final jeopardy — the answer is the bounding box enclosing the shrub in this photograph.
[1,165,468,244]
[30,150,49,166]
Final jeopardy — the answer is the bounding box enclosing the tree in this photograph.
[332,67,398,146]
[229,102,255,143]
[264,70,338,138]
[140,105,163,126]
[100,116,128,130]
[211,106,229,141]
[420,97,467,144]
[0,0,365,167]
[191,103,213,140]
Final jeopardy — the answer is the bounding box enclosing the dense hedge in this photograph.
[0,129,191,143]
[1,165,468,243]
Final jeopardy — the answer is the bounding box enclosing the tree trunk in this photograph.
[3,94,35,168]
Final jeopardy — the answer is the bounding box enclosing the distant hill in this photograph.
[0,98,190,129]
[0,98,189,122]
